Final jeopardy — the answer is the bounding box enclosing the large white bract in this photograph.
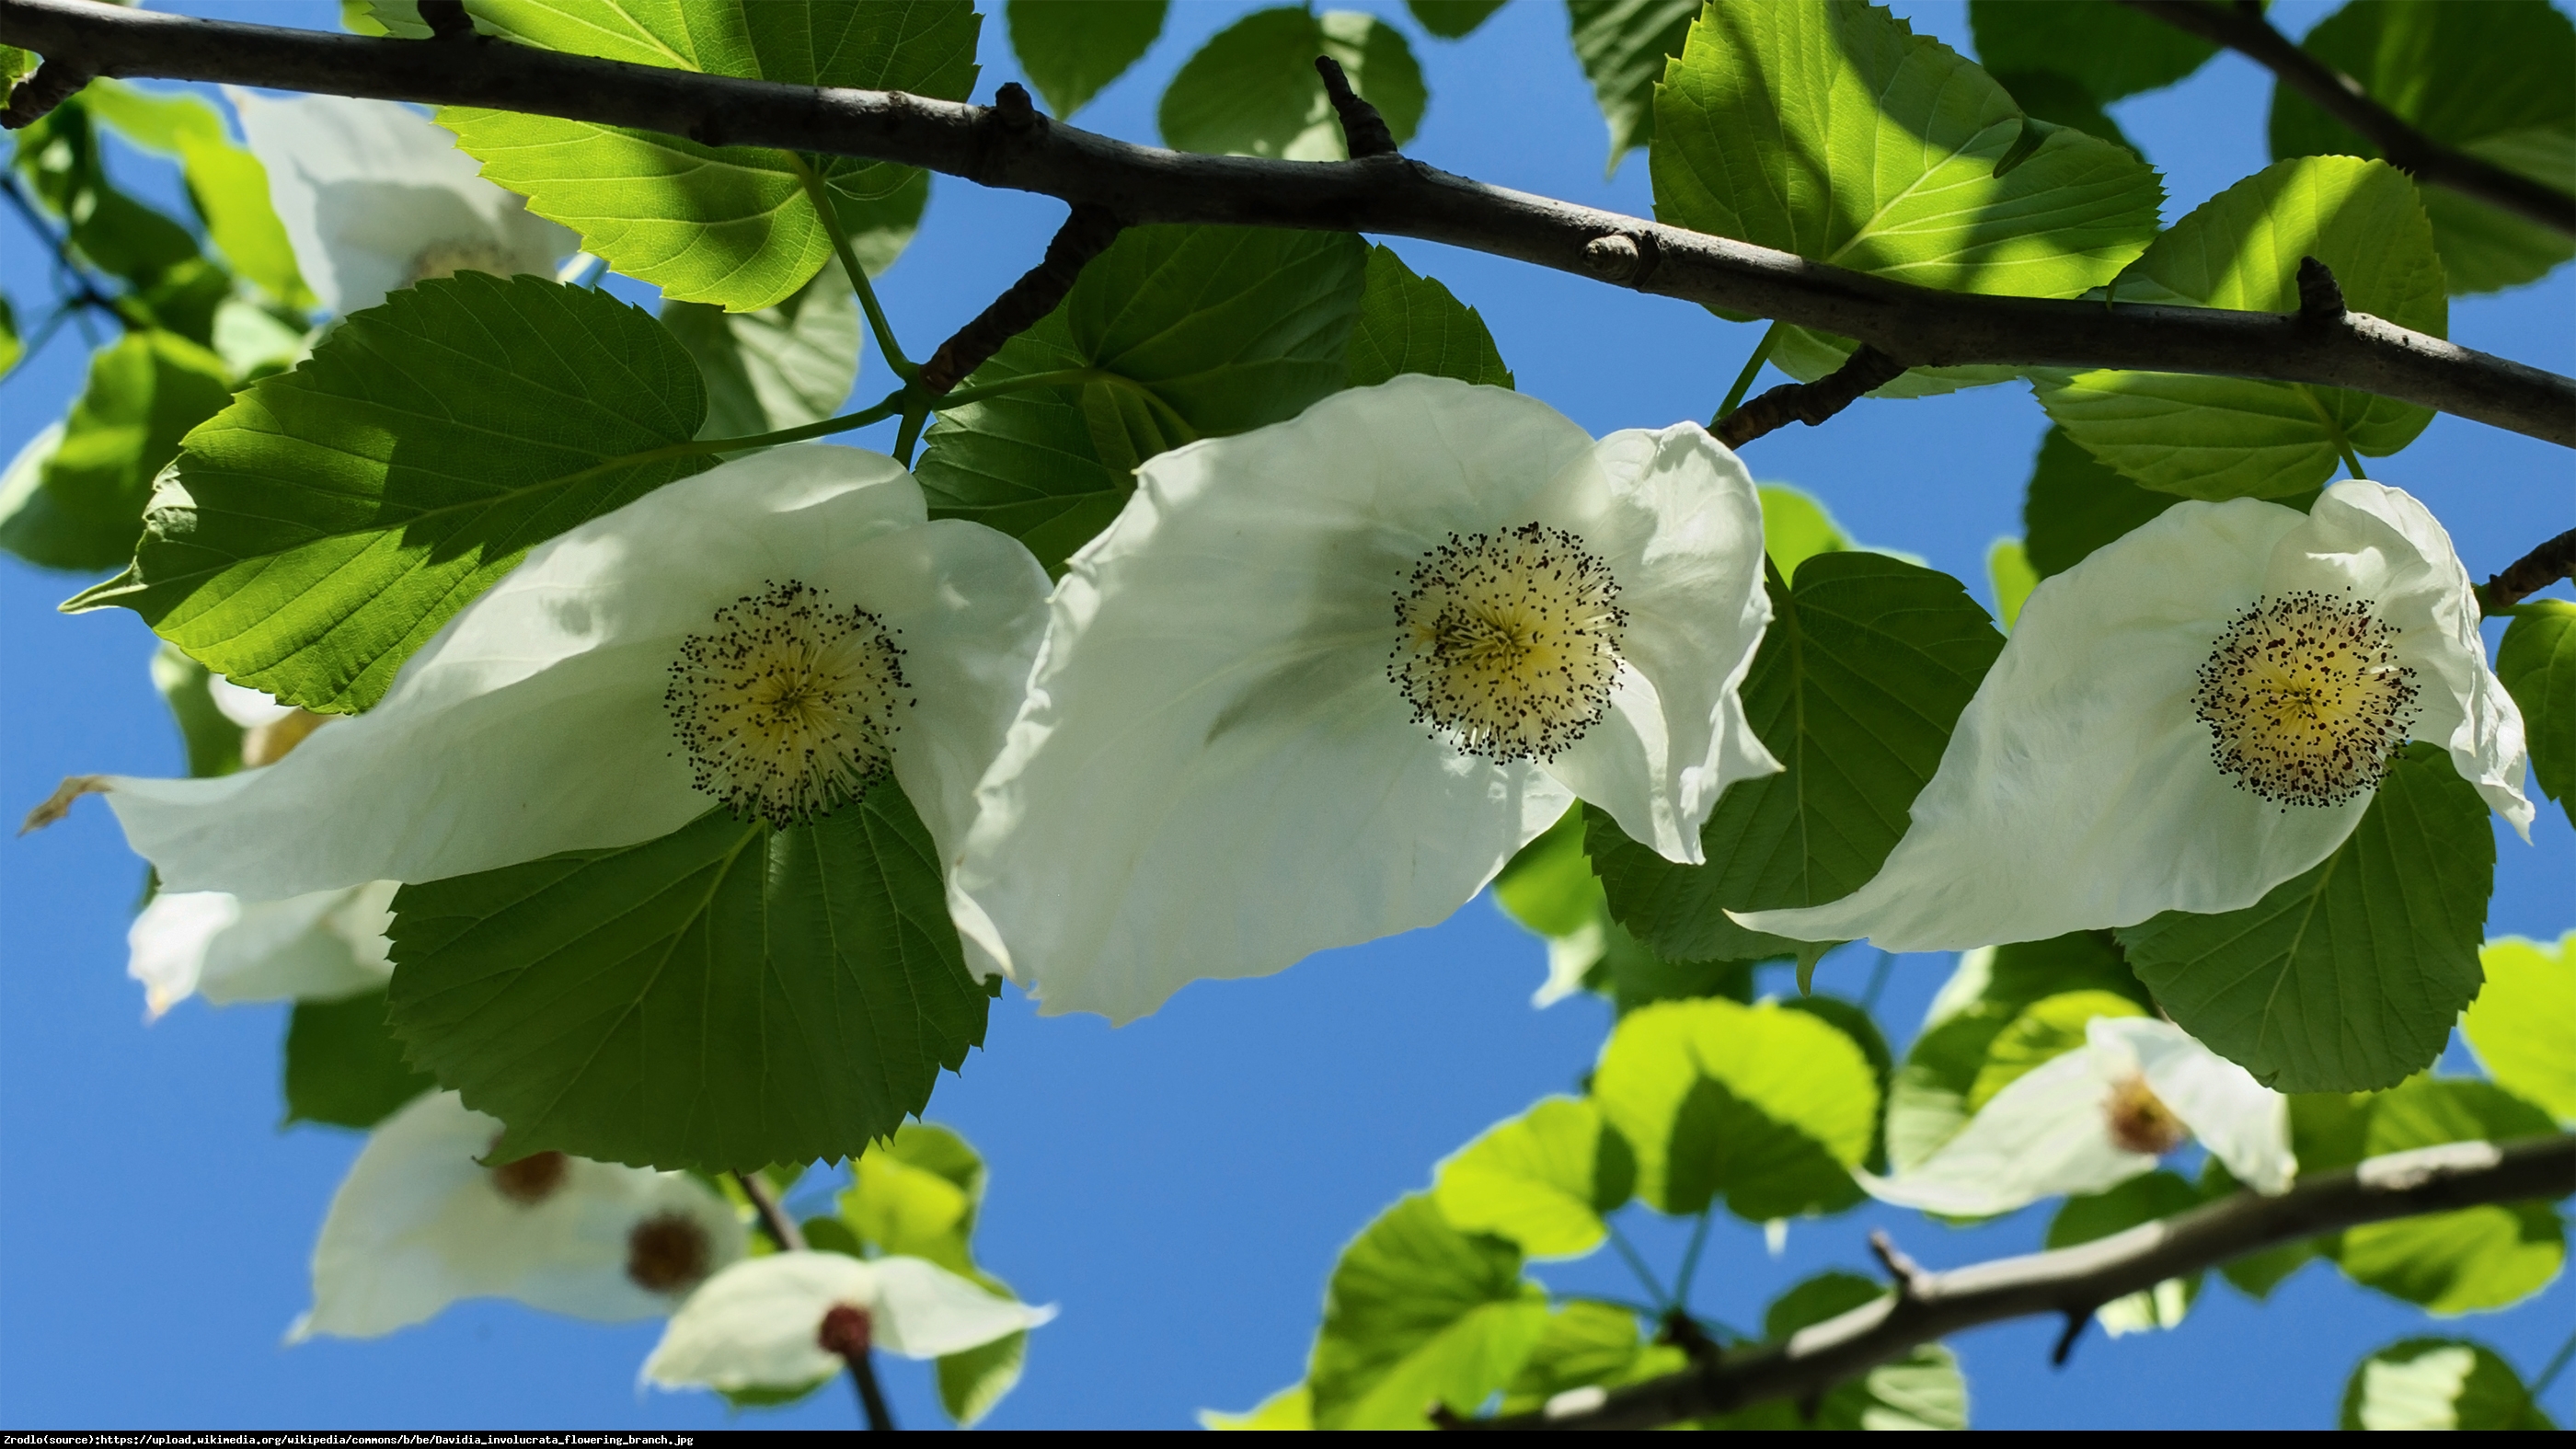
[643,1250,1054,1394]
[951,376,1778,1023]
[1735,481,2531,951]
[95,447,1050,947]
[126,882,396,1018]
[229,90,577,316]
[293,1091,746,1340]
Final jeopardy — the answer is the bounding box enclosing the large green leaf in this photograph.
[1410,1,1504,40]
[385,788,988,1171]
[2117,743,2495,1094]
[2340,1338,2559,1431]
[2496,601,2575,830]
[1590,996,1878,1219]
[2271,0,2575,295]
[2465,934,2576,1122]
[0,332,232,572]
[1966,0,2217,103]
[662,256,861,443]
[282,986,436,1130]
[2018,424,2180,579]
[1713,1271,1968,1431]
[1158,7,1424,160]
[1494,1301,1684,1417]
[1566,0,1698,173]
[1006,0,1165,119]
[68,274,711,713]
[915,224,1366,574]
[2034,156,2447,500]
[2330,1077,2565,1315]
[1586,551,2006,959]
[1652,0,2161,299]
[1345,246,1512,390]
[82,79,313,311]
[2046,1171,2202,1335]
[445,0,978,311]
[1306,1194,1550,1431]
[1432,1097,1635,1259]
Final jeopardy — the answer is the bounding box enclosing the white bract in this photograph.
[294,1090,746,1340]
[642,1250,1055,1394]
[127,882,395,1018]
[1867,1015,2294,1219]
[229,89,576,316]
[1736,482,2531,951]
[952,376,1777,1022]
[97,448,1049,951]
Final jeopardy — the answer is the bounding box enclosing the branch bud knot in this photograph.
[2295,255,2347,321]
[994,81,1038,132]
[1583,234,1643,282]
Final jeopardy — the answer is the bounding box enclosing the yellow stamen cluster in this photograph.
[665,580,910,829]
[2192,591,2418,808]
[2104,1074,2190,1157]
[1390,523,1627,763]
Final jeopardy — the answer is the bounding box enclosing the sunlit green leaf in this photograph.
[1307,1194,1550,1430]
[2329,1076,2565,1314]
[2496,601,2575,830]
[1159,6,1425,160]
[1986,537,2036,628]
[1713,1271,1968,1430]
[12,99,202,290]
[2465,933,2576,1122]
[1432,1097,1635,1259]
[282,985,435,1130]
[1754,482,1850,580]
[1201,1384,1313,1430]
[2340,1338,2557,1431]
[1494,1301,1678,1416]
[663,255,861,443]
[1567,0,1697,172]
[1007,0,1165,118]
[1967,989,2144,1112]
[79,79,312,310]
[1346,245,1512,390]
[0,330,231,573]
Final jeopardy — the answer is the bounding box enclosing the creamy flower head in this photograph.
[1736,482,2529,951]
[293,1091,746,1340]
[1866,1015,2294,1219]
[96,447,1048,962]
[229,89,576,315]
[642,1250,1055,1394]
[127,882,395,1018]
[953,376,1778,1022]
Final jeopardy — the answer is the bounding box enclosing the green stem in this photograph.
[1859,949,1896,1012]
[934,366,1100,408]
[1717,322,1784,421]
[2336,438,2368,481]
[2293,382,2369,481]
[1671,1210,1716,1310]
[2533,1321,2576,1397]
[891,400,931,468]
[794,158,914,381]
[692,386,910,454]
[1604,1220,1673,1310]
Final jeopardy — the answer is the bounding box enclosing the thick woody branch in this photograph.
[2119,0,2576,237]
[2483,527,2576,610]
[1715,344,1909,447]
[1,0,2570,449]
[918,186,1123,394]
[1469,1136,2576,1432]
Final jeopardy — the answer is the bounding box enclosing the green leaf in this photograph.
[1713,1271,1968,1431]
[1432,1096,1635,1259]
[1586,552,2006,959]
[2116,742,2496,1094]
[1566,0,1698,173]
[1007,0,1165,119]
[1410,1,1504,40]
[1886,1006,2013,1176]
[1968,989,2145,1112]
[0,294,17,379]
[0,331,233,573]
[0,44,32,87]
[1201,1385,1314,1431]
[2018,423,2181,579]
[2046,1171,2203,1335]
[2270,0,2575,295]
[1346,245,1512,390]
[937,1319,1029,1428]
[845,1121,983,1271]
[282,986,438,1130]
[1780,994,1892,1172]
[1495,1302,1679,1416]
[2465,934,2576,1122]
[1306,1194,1550,1431]
[2330,1076,2565,1314]
[916,224,1367,574]
[1493,807,1597,940]
[2340,1338,2558,1431]
[1987,68,2138,156]
[1159,7,1425,160]
[1591,996,1878,1219]
[385,788,988,1172]
[12,101,203,290]
[444,0,979,311]
[1972,930,2155,1017]
[149,642,246,778]
[2208,1155,2323,1299]
[1754,483,1851,580]
[1967,0,2217,103]
[1986,537,2036,628]
[2496,601,2575,830]
[68,273,711,713]
[178,135,316,312]
[1652,1,2161,300]
[2034,156,2446,500]
[662,255,861,443]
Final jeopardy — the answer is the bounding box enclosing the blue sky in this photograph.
[1,0,2568,1431]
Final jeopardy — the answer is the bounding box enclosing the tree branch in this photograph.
[917,184,1123,395]
[1466,1135,2576,1432]
[0,0,2569,448]
[1714,343,1909,447]
[2483,527,2576,610]
[2118,0,2576,238]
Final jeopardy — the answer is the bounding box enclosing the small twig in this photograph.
[1867,1228,1928,1299]
[1715,344,1908,447]
[2294,255,2345,321]
[2118,0,2576,237]
[2049,1308,2092,1366]
[1315,54,1397,159]
[733,1169,806,1252]
[916,201,1123,394]
[2481,527,2576,610]
[0,53,92,128]
[415,0,475,42]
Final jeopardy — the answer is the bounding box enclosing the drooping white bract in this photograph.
[1866,1015,2294,1219]
[1735,482,2530,952]
[127,882,396,1018]
[293,1090,747,1340]
[229,89,576,316]
[96,447,1051,949]
[642,1250,1055,1394]
[953,375,1777,1022]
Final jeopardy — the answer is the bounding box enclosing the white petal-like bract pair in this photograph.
[1739,481,2530,951]
[126,882,395,1018]
[296,1091,746,1340]
[644,1251,1055,1395]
